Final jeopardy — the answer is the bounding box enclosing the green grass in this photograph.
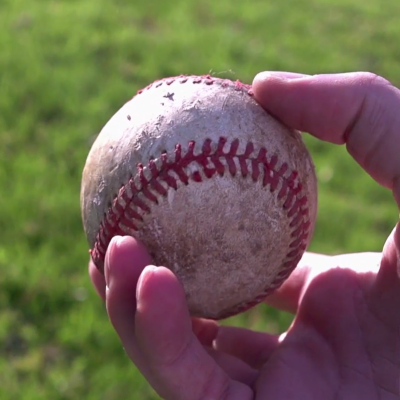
[1,0,399,398]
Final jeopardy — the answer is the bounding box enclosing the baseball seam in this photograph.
[135,74,253,97]
[90,74,310,319]
[91,137,310,317]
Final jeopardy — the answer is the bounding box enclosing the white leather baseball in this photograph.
[81,75,318,320]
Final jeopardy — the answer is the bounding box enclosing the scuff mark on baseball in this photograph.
[80,75,318,320]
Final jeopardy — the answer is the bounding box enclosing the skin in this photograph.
[89,71,400,399]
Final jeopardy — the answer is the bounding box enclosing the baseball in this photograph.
[80,75,318,320]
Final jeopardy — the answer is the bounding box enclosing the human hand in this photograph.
[89,72,400,399]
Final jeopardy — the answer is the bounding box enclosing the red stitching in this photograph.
[91,75,311,318]
[91,137,311,318]
[136,75,253,96]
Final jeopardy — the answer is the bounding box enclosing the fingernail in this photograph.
[254,71,309,82]
[105,235,122,288]
[136,265,157,299]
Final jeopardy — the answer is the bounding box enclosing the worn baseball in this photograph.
[81,75,317,320]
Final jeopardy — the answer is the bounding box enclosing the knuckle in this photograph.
[343,72,394,147]
[346,73,394,141]
[195,366,231,400]
[158,336,193,369]
[366,99,387,129]
[345,72,400,187]
[356,72,392,88]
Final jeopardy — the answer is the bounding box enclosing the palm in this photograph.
[194,252,396,399]
[254,262,397,399]
[256,326,386,399]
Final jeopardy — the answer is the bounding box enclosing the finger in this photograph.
[89,259,106,301]
[264,252,330,313]
[253,71,400,302]
[214,326,282,369]
[329,251,382,273]
[105,236,152,344]
[191,318,220,346]
[373,225,400,324]
[134,266,253,400]
[252,71,400,195]
[258,71,309,80]
[205,347,259,386]
[263,251,384,314]
[105,235,153,374]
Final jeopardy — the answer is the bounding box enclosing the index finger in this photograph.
[252,72,400,205]
[105,236,254,400]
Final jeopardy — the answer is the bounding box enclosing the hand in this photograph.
[89,72,400,399]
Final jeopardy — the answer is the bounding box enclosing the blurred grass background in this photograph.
[1,0,399,398]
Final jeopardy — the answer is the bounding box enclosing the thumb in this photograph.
[252,71,400,201]
[252,71,400,303]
